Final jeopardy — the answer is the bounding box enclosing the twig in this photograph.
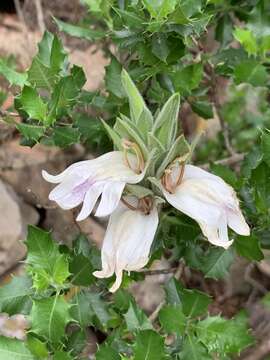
[245,263,268,295]
[14,0,33,61]
[201,153,245,170]
[33,0,46,33]
[140,268,177,276]
[0,109,20,118]
[242,339,270,360]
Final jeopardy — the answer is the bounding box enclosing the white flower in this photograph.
[93,198,159,292]
[161,164,250,249]
[42,151,146,221]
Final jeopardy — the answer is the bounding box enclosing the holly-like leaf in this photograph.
[70,291,111,328]
[234,28,258,56]
[199,247,235,279]
[26,335,49,359]
[0,59,27,87]
[0,337,34,360]
[54,17,105,41]
[234,60,268,87]
[172,64,203,94]
[235,235,263,261]
[30,295,72,343]
[25,226,70,290]
[181,289,211,318]
[124,299,152,331]
[191,101,214,119]
[0,275,33,315]
[19,86,47,122]
[53,351,73,360]
[180,335,210,360]
[134,330,167,360]
[196,314,253,355]
[143,0,177,19]
[52,127,81,148]
[16,123,46,143]
[105,56,125,98]
[96,345,121,360]
[159,304,186,334]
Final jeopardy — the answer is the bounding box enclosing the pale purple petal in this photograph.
[76,183,104,221]
[95,181,126,217]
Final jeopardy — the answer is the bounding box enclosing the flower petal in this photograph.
[93,200,159,292]
[95,181,126,217]
[199,219,233,249]
[227,208,250,236]
[76,183,104,221]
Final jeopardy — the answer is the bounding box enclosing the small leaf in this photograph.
[0,337,34,360]
[124,299,152,331]
[0,275,33,315]
[0,59,27,87]
[16,123,46,143]
[96,345,121,360]
[172,64,203,94]
[134,330,167,360]
[52,127,80,148]
[181,289,211,318]
[234,60,268,87]
[200,247,235,279]
[25,226,70,290]
[26,335,48,359]
[180,335,209,360]
[234,28,258,56]
[19,86,47,122]
[105,56,125,98]
[159,304,186,334]
[53,351,73,360]
[152,34,170,62]
[235,235,263,261]
[54,17,104,41]
[191,101,214,119]
[261,131,270,168]
[30,295,72,343]
[153,93,180,149]
[101,119,122,150]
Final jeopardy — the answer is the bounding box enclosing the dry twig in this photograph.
[33,0,46,33]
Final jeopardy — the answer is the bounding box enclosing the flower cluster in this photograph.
[43,70,249,292]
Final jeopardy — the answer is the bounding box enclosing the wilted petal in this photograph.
[162,164,249,248]
[42,151,146,220]
[93,200,159,292]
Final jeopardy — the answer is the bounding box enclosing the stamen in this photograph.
[121,196,154,215]
[122,139,145,174]
[162,163,185,193]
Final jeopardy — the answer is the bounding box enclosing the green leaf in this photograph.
[152,34,170,62]
[96,345,121,360]
[143,0,177,19]
[54,17,104,41]
[261,131,270,168]
[30,295,72,343]
[134,330,167,360]
[159,304,186,334]
[172,64,203,94]
[70,291,111,328]
[196,314,253,355]
[199,247,235,279]
[191,101,214,119]
[26,335,48,359]
[52,127,80,148]
[16,123,46,143]
[210,164,239,188]
[25,226,70,290]
[105,56,125,98]
[53,351,73,360]
[70,239,95,286]
[164,277,182,305]
[235,235,263,261]
[47,67,86,125]
[234,28,258,56]
[153,93,180,149]
[0,275,33,315]
[124,299,152,331]
[19,86,47,122]
[121,69,151,125]
[234,60,268,87]
[250,162,270,213]
[181,289,211,318]
[0,337,34,360]
[180,335,210,360]
[0,59,27,87]
[156,135,190,178]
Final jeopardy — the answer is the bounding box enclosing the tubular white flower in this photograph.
[161,164,250,249]
[42,151,146,221]
[93,199,159,292]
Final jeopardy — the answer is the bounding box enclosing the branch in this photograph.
[33,0,46,33]
[140,268,177,276]
[201,153,245,170]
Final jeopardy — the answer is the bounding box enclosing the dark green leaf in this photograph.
[181,289,211,318]
[0,337,34,360]
[16,123,46,143]
[0,275,33,315]
[124,299,152,331]
[199,247,235,279]
[172,64,203,94]
[234,60,268,87]
[159,304,186,334]
[152,34,170,62]
[235,235,263,261]
[261,131,270,168]
[52,127,80,148]
[105,56,124,98]
[134,330,167,360]
[26,335,48,359]
[30,295,72,343]
[54,17,104,40]
[19,86,47,122]
[96,345,121,360]
[69,253,94,286]
[191,101,214,119]
[180,335,210,360]
[0,59,27,87]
